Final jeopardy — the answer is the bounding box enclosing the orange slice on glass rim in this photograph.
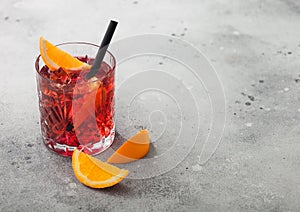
[39,37,90,71]
[72,149,128,188]
[107,129,150,164]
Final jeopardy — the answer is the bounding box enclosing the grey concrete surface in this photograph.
[1,0,300,211]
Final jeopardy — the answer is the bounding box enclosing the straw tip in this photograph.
[110,19,118,23]
[110,20,118,27]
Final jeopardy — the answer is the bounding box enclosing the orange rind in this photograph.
[107,130,150,164]
[39,37,90,71]
[72,149,128,188]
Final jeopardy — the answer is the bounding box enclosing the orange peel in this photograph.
[72,149,128,188]
[107,130,150,164]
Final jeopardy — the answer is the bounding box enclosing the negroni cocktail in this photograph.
[36,41,115,157]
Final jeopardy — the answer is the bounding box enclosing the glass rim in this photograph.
[35,41,116,84]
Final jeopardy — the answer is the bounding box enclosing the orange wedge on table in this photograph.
[107,130,150,164]
[39,37,90,71]
[72,149,128,188]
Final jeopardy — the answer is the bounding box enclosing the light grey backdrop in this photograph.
[0,0,299,211]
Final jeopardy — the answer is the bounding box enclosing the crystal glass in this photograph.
[35,42,115,157]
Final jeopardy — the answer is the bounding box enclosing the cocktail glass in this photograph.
[35,42,115,157]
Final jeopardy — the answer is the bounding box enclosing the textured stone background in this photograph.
[0,0,300,211]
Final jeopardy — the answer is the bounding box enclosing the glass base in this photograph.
[43,125,115,157]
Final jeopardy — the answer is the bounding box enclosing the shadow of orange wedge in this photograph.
[107,130,150,164]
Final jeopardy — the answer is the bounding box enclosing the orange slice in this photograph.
[72,149,128,188]
[73,82,106,130]
[39,37,90,71]
[107,130,150,164]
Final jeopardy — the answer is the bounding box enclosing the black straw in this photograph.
[86,20,118,80]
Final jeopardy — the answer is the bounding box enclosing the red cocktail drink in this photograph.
[35,42,115,157]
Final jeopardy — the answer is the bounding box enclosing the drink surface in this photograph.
[36,56,115,156]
